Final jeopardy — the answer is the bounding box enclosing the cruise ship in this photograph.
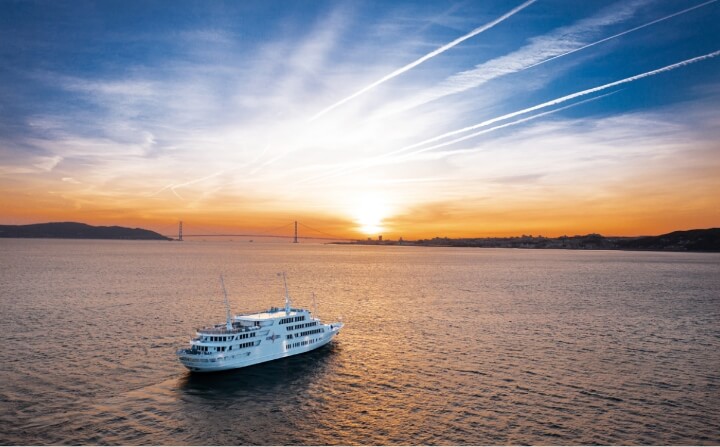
[177,273,343,372]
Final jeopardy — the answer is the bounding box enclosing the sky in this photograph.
[1,0,719,239]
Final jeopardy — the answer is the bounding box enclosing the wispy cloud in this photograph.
[445,108,720,189]
[33,155,62,172]
[308,0,537,122]
[378,0,653,115]
[522,0,719,71]
[299,93,612,185]
[58,76,158,100]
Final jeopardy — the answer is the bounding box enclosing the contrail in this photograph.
[145,183,175,197]
[523,0,718,71]
[308,0,537,122]
[250,151,288,175]
[300,49,720,184]
[399,49,720,151]
[393,93,618,163]
[144,170,226,200]
[301,94,612,185]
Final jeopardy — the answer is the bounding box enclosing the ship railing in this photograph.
[196,324,258,335]
[177,348,215,356]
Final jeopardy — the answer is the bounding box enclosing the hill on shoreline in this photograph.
[617,228,720,252]
[0,222,171,241]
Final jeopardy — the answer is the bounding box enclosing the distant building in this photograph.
[378,235,383,241]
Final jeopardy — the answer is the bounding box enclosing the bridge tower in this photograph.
[178,221,183,241]
[293,221,298,243]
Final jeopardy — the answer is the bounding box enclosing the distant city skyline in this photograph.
[1,0,719,238]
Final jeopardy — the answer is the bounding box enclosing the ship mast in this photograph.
[312,291,318,319]
[220,274,232,330]
[280,272,292,314]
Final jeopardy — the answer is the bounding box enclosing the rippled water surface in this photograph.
[1,239,719,445]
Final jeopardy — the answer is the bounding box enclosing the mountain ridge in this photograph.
[0,222,171,240]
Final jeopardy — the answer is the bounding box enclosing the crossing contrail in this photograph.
[523,0,719,71]
[307,0,537,122]
[399,49,720,151]
[300,94,612,185]
[145,170,227,200]
[393,93,618,163]
[300,49,720,185]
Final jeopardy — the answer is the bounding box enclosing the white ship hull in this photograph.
[178,323,342,372]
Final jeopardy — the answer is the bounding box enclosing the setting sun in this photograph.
[352,195,391,236]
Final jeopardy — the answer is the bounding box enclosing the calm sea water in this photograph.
[1,239,719,445]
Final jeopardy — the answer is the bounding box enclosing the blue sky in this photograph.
[1,0,719,237]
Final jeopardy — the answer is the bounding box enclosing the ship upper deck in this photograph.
[236,307,306,321]
[196,307,312,334]
[197,322,256,335]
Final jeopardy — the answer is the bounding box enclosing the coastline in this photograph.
[331,228,720,253]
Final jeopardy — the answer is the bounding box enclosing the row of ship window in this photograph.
[194,341,256,353]
[204,333,256,342]
[287,321,317,331]
[184,336,323,362]
[299,328,324,337]
[287,337,320,349]
[286,328,325,340]
[279,315,306,325]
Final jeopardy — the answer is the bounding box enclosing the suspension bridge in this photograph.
[157,221,356,242]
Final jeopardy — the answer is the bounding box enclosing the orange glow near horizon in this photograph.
[2,167,719,240]
[1,138,719,240]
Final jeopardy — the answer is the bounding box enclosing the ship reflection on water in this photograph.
[173,344,346,446]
